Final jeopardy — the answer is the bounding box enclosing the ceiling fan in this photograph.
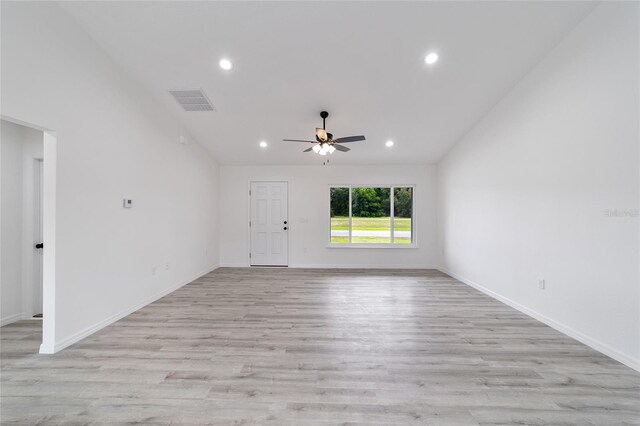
[283,111,365,155]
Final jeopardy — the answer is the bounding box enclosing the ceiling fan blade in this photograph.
[333,144,350,152]
[316,128,328,142]
[334,135,365,143]
[283,139,315,143]
[303,147,314,152]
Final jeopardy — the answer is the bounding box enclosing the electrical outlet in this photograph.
[538,278,545,290]
[164,262,170,270]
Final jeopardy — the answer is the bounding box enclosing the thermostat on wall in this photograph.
[123,199,133,208]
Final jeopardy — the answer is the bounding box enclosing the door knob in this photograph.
[35,243,44,249]
[284,227,288,230]
[284,220,287,224]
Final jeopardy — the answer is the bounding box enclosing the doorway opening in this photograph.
[249,181,289,266]
[1,117,56,354]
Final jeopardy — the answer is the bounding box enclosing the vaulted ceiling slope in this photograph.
[60,1,597,165]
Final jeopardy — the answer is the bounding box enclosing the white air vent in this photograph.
[169,89,214,112]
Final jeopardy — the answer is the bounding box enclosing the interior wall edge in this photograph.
[2,2,222,352]
[438,266,640,373]
[0,313,26,327]
[431,4,598,164]
[39,264,219,354]
[218,264,442,270]
[435,1,639,372]
[288,264,440,270]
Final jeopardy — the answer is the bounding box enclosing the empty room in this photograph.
[1,1,639,424]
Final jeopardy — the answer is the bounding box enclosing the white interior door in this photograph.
[250,181,288,266]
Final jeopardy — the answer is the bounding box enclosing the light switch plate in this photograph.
[123,199,133,208]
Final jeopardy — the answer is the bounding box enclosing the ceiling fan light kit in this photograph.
[283,111,365,156]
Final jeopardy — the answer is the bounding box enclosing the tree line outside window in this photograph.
[330,186,414,244]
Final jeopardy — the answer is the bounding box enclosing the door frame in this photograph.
[34,159,44,314]
[18,149,45,319]
[247,180,290,267]
[1,115,57,354]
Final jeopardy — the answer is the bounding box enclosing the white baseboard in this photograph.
[438,266,640,373]
[220,263,439,269]
[290,264,440,270]
[39,264,219,354]
[1,313,24,327]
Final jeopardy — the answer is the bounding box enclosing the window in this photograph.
[330,186,414,245]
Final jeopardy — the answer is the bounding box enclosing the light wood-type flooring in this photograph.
[1,268,639,425]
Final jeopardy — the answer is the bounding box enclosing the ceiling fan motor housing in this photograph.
[282,110,364,154]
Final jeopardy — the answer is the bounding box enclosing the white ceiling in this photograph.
[60,1,597,165]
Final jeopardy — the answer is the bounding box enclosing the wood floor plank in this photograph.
[1,267,639,425]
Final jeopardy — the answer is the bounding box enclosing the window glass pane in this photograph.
[330,187,349,244]
[393,187,413,244]
[351,187,391,244]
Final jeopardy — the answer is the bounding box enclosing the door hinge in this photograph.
[249,190,251,196]
[249,252,251,258]
[249,221,251,227]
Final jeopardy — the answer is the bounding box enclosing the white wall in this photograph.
[1,122,27,323]
[1,121,23,325]
[220,165,438,268]
[1,2,219,352]
[1,120,44,326]
[437,2,640,370]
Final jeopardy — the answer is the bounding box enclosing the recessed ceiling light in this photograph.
[386,140,394,147]
[219,58,232,70]
[425,52,439,65]
[259,141,268,148]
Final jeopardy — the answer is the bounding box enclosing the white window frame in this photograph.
[327,184,417,249]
